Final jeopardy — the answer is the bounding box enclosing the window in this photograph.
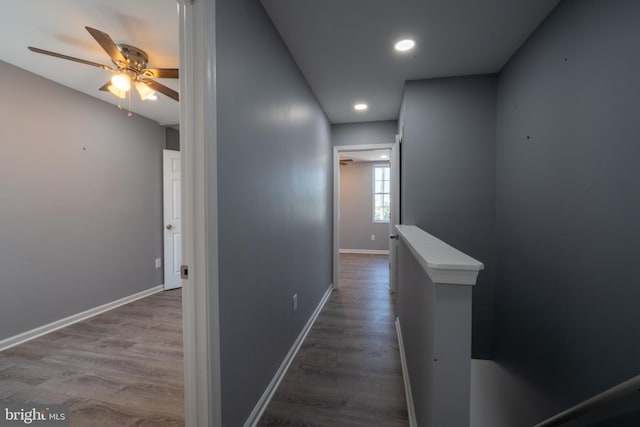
[373,164,391,222]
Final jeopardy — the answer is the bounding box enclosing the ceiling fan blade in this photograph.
[28,46,113,70]
[85,26,127,66]
[141,68,179,79]
[99,81,111,91]
[143,79,179,101]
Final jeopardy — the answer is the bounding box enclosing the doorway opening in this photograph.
[333,143,399,292]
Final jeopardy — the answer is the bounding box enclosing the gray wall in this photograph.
[332,120,398,146]
[491,0,640,424]
[399,75,497,359]
[340,161,390,251]
[216,0,333,425]
[471,360,557,427]
[0,60,165,341]
[165,127,180,151]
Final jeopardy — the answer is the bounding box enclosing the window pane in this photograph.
[373,166,391,222]
[375,167,383,180]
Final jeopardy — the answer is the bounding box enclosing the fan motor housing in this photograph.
[117,44,149,72]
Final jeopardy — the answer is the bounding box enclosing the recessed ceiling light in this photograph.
[354,103,368,111]
[394,39,415,52]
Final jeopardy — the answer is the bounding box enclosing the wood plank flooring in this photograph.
[259,253,409,427]
[1,255,408,426]
[0,289,184,426]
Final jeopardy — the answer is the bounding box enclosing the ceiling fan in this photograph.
[28,26,179,102]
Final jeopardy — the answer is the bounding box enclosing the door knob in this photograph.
[166,224,173,230]
[390,234,399,240]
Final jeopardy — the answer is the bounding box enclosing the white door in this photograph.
[163,149,182,290]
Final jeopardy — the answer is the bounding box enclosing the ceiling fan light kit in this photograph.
[111,73,131,91]
[135,81,156,100]
[27,26,179,116]
[107,84,127,99]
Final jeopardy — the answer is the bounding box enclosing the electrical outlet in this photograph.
[371,234,376,241]
[293,294,298,313]
[155,258,162,269]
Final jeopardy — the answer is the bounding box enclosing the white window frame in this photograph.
[372,163,391,223]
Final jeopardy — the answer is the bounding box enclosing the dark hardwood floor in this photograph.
[1,255,408,427]
[0,289,184,426]
[259,253,409,427]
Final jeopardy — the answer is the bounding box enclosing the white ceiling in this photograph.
[262,0,561,123]
[0,0,179,126]
[0,0,560,126]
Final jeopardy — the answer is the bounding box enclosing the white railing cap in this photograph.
[395,225,484,285]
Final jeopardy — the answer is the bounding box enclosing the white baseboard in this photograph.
[0,285,164,352]
[244,284,334,427]
[396,316,417,427]
[339,249,389,255]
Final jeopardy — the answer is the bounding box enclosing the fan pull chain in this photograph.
[128,90,133,117]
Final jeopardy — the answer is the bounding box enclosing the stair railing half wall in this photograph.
[394,225,484,427]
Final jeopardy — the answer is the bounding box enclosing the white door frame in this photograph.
[333,143,398,290]
[389,134,401,293]
[178,0,220,426]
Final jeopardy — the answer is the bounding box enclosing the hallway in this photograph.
[259,253,409,426]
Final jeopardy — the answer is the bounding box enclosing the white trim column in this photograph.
[178,0,221,426]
